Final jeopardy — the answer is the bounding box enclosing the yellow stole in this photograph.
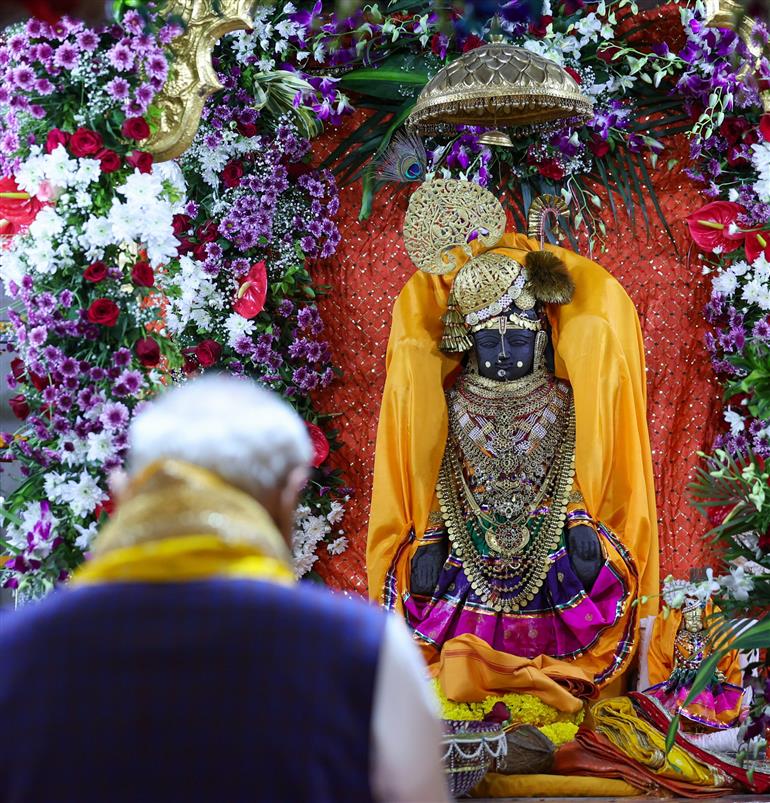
[72,460,294,587]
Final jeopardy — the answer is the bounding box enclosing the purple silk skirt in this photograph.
[403,526,628,661]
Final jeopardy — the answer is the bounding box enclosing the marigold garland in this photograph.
[431,679,584,747]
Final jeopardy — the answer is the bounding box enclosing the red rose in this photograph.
[172,214,192,236]
[286,161,312,180]
[197,221,219,243]
[96,148,121,174]
[589,138,610,158]
[719,117,751,145]
[126,150,153,174]
[233,261,267,319]
[135,336,160,367]
[537,158,565,181]
[45,128,69,154]
[192,243,208,261]
[28,370,48,392]
[760,114,770,144]
[564,66,582,85]
[306,421,330,468]
[94,496,115,520]
[69,127,103,157]
[484,702,510,725]
[121,116,150,141]
[87,298,120,327]
[177,238,195,256]
[462,34,485,52]
[9,394,30,420]
[181,347,199,376]
[686,201,746,254]
[222,159,244,189]
[236,121,257,138]
[528,15,553,37]
[83,261,108,282]
[131,260,155,287]
[10,358,25,383]
[597,44,620,63]
[193,339,222,368]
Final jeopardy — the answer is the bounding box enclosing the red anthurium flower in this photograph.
[233,261,267,319]
[760,114,770,143]
[0,177,43,233]
[306,421,330,468]
[685,201,746,254]
[745,229,770,263]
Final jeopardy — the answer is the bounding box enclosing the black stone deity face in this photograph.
[472,304,539,382]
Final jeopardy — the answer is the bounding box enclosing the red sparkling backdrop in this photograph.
[311,122,721,594]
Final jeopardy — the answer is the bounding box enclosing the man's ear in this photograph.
[276,466,308,545]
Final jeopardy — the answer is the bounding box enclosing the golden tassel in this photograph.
[441,290,473,352]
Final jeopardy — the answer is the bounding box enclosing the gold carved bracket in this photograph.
[145,1,255,163]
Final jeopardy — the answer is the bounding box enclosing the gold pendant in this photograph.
[485,524,530,556]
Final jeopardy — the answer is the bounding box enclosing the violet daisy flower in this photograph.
[100,402,129,431]
[60,357,79,377]
[106,76,130,100]
[53,43,79,70]
[11,66,35,91]
[108,42,134,72]
[76,30,99,52]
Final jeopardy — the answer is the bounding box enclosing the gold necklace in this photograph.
[437,368,577,613]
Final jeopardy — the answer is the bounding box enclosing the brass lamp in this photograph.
[407,42,593,147]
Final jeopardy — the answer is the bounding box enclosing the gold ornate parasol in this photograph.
[407,42,593,147]
[144,0,254,163]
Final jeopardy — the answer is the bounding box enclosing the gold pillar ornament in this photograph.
[407,42,593,147]
[143,0,255,163]
[704,0,770,112]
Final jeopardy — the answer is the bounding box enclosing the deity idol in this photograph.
[367,180,660,706]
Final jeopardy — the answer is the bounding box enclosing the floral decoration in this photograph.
[0,6,349,597]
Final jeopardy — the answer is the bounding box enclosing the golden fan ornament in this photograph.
[407,42,593,147]
[144,0,254,163]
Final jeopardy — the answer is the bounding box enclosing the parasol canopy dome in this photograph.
[407,42,593,137]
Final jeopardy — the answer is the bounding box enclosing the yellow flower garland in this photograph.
[433,679,583,747]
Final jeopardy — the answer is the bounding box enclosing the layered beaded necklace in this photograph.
[437,364,576,612]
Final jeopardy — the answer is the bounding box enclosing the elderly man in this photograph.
[0,376,449,802]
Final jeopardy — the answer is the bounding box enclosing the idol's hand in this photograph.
[567,524,602,592]
[410,541,448,596]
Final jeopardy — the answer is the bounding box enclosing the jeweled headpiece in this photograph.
[402,179,574,352]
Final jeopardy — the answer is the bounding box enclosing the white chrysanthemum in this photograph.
[28,206,64,240]
[712,269,738,297]
[327,501,345,525]
[752,141,770,202]
[62,472,107,518]
[326,536,348,556]
[43,471,69,503]
[86,432,118,465]
[742,276,770,310]
[0,246,26,289]
[224,312,256,347]
[74,158,102,186]
[724,407,745,436]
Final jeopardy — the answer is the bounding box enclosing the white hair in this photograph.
[127,375,312,498]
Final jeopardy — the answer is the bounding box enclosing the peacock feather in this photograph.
[376,131,428,183]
